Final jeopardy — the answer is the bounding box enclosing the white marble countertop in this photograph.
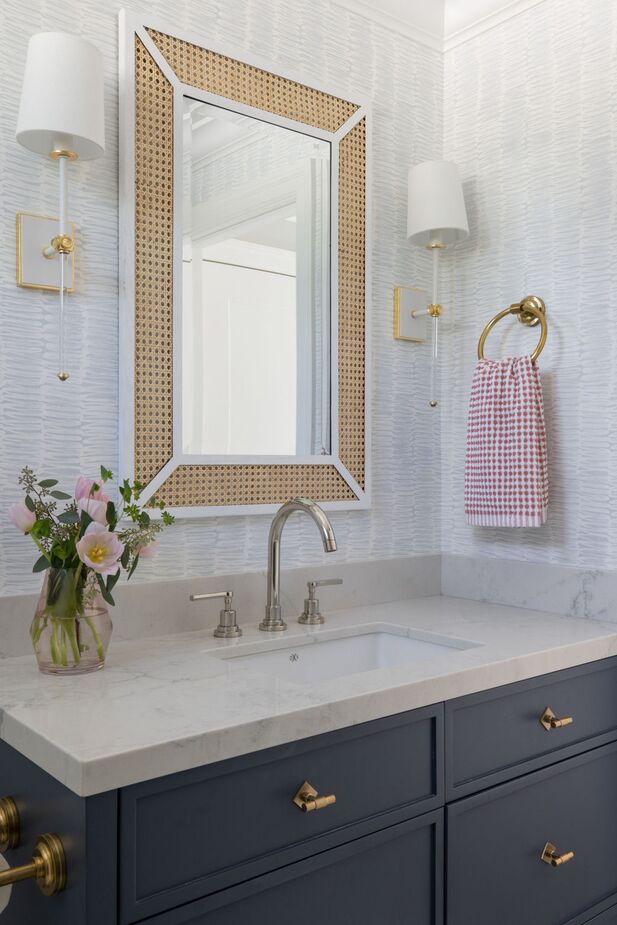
[1,595,617,797]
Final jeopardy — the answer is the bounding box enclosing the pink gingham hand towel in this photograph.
[464,355,548,527]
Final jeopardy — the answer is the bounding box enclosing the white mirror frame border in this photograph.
[118,10,371,518]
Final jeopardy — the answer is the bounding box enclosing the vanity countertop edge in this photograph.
[1,594,617,797]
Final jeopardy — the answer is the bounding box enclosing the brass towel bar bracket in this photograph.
[477,295,547,363]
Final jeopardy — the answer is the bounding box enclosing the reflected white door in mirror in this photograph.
[181,98,331,458]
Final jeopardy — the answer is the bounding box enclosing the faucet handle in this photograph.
[190,590,242,639]
[308,579,343,591]
[299,578,343,625]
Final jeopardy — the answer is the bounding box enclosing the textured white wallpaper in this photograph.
[0,0,443,595]
[442,0,617,568]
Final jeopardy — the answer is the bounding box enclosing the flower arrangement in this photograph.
[9,466,174,674]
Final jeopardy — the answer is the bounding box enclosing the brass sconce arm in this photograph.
[42,233,75,259]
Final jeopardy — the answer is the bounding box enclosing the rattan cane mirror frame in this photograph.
[119,12,370,516]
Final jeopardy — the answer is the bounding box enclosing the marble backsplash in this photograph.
[442,554,617,623]
[5,552,616,661]
[0,555,441,658]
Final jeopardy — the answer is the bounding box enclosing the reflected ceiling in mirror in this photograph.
[182,97,331,457]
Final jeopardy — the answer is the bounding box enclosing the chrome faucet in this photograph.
[260,498,337,632]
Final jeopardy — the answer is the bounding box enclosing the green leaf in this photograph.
[96,573,115,606]
[58,511,80,525]
[162,511,175,526]
[127,554,140,581]
[100,465,113,483]
[38,479,58,489]
[24,495,36,512]
[106,501,117,530]
[139,510,150,526]
[125,504,140,522]
[31,518,51,539]
[107,569,121,593]
[50,490,71,500]
[32,555,50,573]
[79,510,93,536]
[120,547,130,570]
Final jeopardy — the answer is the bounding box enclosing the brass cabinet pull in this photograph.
[540,707,574,731]
[293,781,336,813]
[541,841,575,867]
[0,833,66,896]
[0,797,20,851]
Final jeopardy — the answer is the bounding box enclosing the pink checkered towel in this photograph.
[465,355,548,527]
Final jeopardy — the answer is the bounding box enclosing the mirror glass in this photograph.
[181,97,332,457]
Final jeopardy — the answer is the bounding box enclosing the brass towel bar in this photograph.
[477,295,547,364]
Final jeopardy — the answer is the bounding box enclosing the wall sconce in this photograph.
[394,160,469,407]
[16,32,105,381]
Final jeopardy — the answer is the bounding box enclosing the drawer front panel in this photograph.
[141,810,443,925]
[446,657,617,796]
[120,704,444,922]
[447,741,617,925]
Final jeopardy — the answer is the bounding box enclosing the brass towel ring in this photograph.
[477,295,547,364]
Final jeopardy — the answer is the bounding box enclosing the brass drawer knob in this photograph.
[293,781,337,813]
[0,833,66,897]
[540,707,574,730]
[541,841,575,867]
[0,797,20,851]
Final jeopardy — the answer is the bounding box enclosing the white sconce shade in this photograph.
[16,32,105,160]
[407,160,469,247]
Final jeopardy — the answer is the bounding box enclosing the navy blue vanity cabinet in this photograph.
[3,656,617,925]
[445,657,617,799]
[589,911,617,925]
[137,811,444,925]
[447,741,617,925]
[0,740,117,925]
[119,704,444,922]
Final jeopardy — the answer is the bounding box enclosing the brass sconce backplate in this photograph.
[16,212,75,293]
[393,286,429,342]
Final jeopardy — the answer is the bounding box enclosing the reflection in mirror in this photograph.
[182,97,331,457]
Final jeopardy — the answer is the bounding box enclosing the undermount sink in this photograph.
[212,624,479,685]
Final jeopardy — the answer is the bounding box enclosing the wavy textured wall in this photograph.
[0,0,443,595]
[442,0,617,568]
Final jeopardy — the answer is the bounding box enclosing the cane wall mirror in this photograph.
[119,12,370,515]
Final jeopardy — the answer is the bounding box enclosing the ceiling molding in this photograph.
[330,0,548,52]
[444,0,548,51]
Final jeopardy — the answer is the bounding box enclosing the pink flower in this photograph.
[137,540,158,559]
[76,523,124,576]
[9,502,36,533]
[74,476,109,504]
[77,496,108,526]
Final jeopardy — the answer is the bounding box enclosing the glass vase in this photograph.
[30,568,113,675]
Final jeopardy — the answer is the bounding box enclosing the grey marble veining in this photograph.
[2,594,617,797]
[442,554,617,622]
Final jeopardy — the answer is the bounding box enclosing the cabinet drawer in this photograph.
[120,704,443,923]
[447,741,617,925]
[446,657,617,797]
[138,810,443,925]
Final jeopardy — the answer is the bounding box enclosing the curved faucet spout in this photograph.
[260,498,337,632]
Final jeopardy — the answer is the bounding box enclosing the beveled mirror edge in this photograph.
[118,10,371,517]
